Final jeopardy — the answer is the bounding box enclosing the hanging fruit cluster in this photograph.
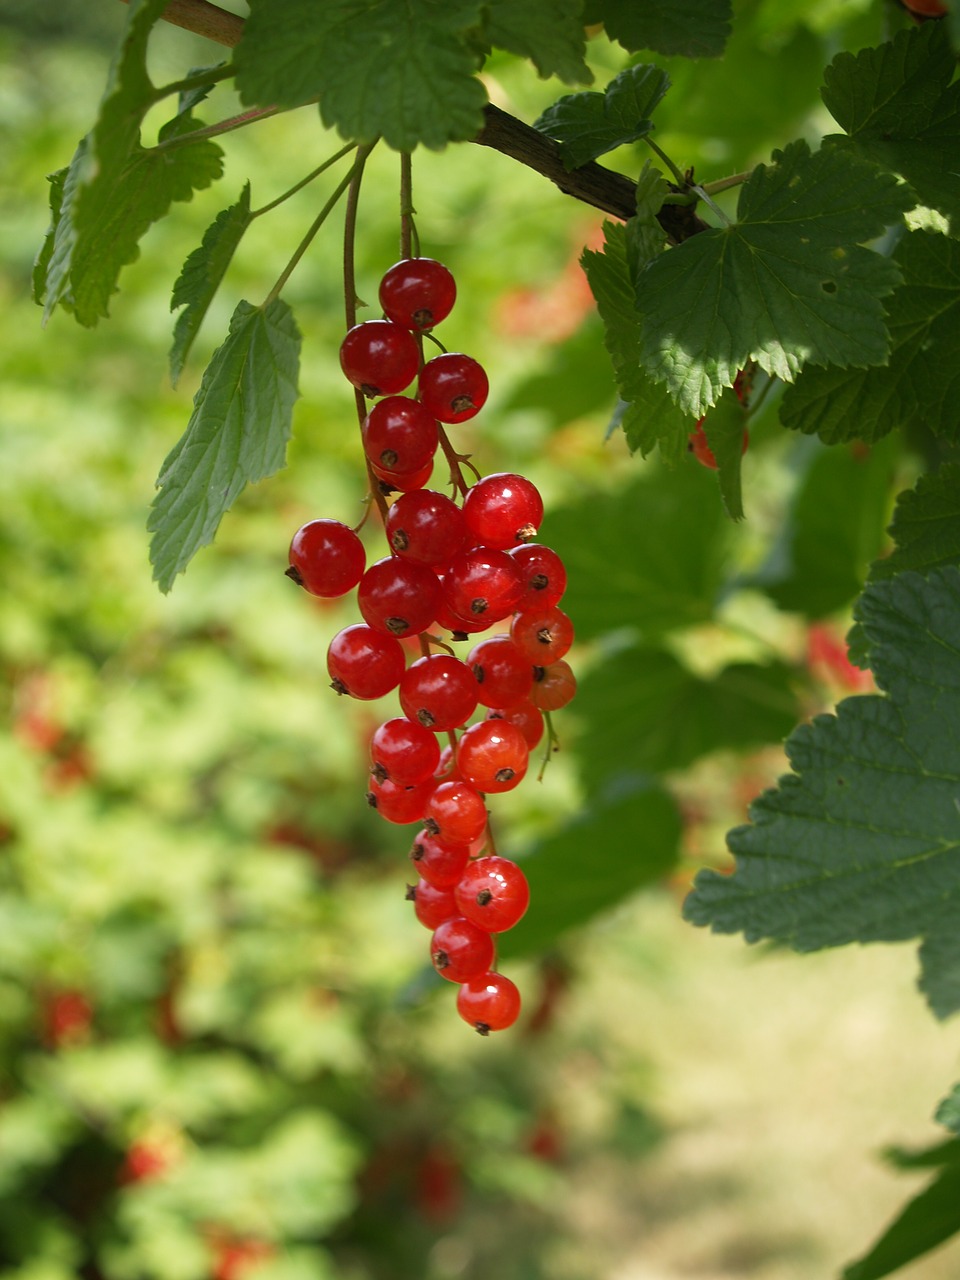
[287,256,575,1035]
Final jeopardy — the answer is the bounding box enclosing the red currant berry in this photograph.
[688,418,749,470]
[370,457,434,493]
[357,556,441,638]
[432,596,491,638]
[456,972,521,1034]
[370,718,441,786]
[455,855,530,933]
[362,396,439,476]
[435,742,461,782]
[407,878,458,930]
[462,474,544,549]
[409,830,472,889]
[485,700,545,750]
[379,258,457,332]
[509,543,567,610]
[431,917,495,983]
[327,624,406,700]
[510,605,574,665]
[286,519,365,597]
[365,773,436,824]
[399,655,479,731]
[441,547,524,623]
[385,489,468,566]
[424,780,488,845]
[530,659,577,711]
[467,634,534,708]
[339,320,420,397]
[418,353,489,424]
[455,720,529,794]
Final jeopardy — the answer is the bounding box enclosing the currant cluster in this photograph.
[287,257,576,1035]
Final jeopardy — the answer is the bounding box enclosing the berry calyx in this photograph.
[327,624,406,700]
[462,473,544,549]
[339,320,420,397]
[287,519,365,597]
[509,543,567,611]
[379,257,457,331]
[456,972,521,1034]
[455,855,530,933]
[431,916,495,983]
[418,353,489,424]
[510,605,574,666]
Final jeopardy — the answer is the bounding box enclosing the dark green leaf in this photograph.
[149,299,301,593]
[843,1159,960,1280]
[498,779,682,958]
[699,385,749,521]
[823,23,960,225]
[534,65,670,169]
[574,645,799,793]
[780,232,960,445]
[481,0,592,85]
[235,0,487,151]
[32,168,66,307]
[685,566,960,1019]
[935,1086,960,1135]
[585,0,732,58]
[170,186,254,386]
[635,140,911,418]
[871,463,960,583]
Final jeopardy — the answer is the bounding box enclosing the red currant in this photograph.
[287,519,365,597]
[379,258,457,331]
[456,972,521,1034]
[371,457,434,493]
[688,418,749,470]
[399,655,479,731]
[418,353,489,424]
[339,320,420,397]
[327,624,406,700]
[530,659,577,711]
[431,917,495,983]
[370,718,441,786]
[441,547,524,622]
[366,774,436,825]
[385,489,468,566]
[485,700,545,750]
[462,474,543,549]
[407,878,458,930]
[409,830,472,888]
[455,855,530,932]
[362,396,439,476]
[510,605,574,665]
[455,720,529,794]
[357,556,441,638]
[509,543,567,610]
[424,780,488,845]
[467,634,534,708]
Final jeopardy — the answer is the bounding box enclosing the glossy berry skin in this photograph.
[511,605,574,665]
[456,972,521,1034]
[379,257,457,331]
[339,320,420,397]
[366,774,436,824]
[455,856,530,933]
[362,396,439,476]
[408,877,458,930]
[441,547,524,623]
[370,718,441,786]
[418,353,489,424]
[467,633,534,708]
[462,474,544,549]
[530,659,577,711]
[287,519,365,597]
[385,489,468,566]
[486,700,545,750]
[327,624,406,700]
[371,457,433,493]
[424,780,488,845]
[399,655,479,731]
[456,720,528,794]
[509,543,567,611]
[431,916,495,983]
[357,556,441,638]
[410,830,472,888]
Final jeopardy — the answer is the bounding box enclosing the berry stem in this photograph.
[148,104,286,154]
[399,152,420,260]
[699,169,755,197]
[437,427,477,499]
[252,143,358,219]
[152,60,236,102]
[537,710,561,783]
[642,136,687,187]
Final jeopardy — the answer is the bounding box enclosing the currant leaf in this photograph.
[583,0,732,58]
[698,386,748,521]
[481,0,592,86]
[635,139,912,418]
[170,185,254,386]
[149,299,301,593]
[823,23,960,225]
[235,0,487,151]
[534,64,670,170]
[685,566,960,1020]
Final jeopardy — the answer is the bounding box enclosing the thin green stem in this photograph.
[642,136,687,187]
[263,159,361,308]
[692,185,732,227]
[149,104,287,153]
[537,711,561,783]
[745,370,777,419]
[152,60,235,102]
[252,143,358,219]
[699,169,754,197]
[399,152,420,259]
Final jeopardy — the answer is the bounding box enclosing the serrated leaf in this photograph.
[574,646,799,794]
[148,299,301,593]
[823,23,960,226]
[685,566,960,1019]
[235,0,487,151]
[498,779,681,958]
[843,1151,960,1280]
[584,0,732,58]
[699,386,749,520]
[872,464,960,582]
[481,0,592,85]
[779,232,960,444]
[635,140,911,418]
[581,218,690,463]
[32,168,66,306]
[534,64,669,169]
[170,186,253,386]
[546,465,730,641]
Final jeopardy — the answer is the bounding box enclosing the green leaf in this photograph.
[936,1085,960,1135]
[481,0,592,85]
[170,186,254,386]
[584,0,732,58]
[574,646,799,794]
[235,0,488,151]
[685,566,960,1019]
[148,299,301,593]
[823,23,960,225]
[843,1151,960,1280]
[534,65,670,169]
[33,168,67,306]
[871,464,960,583]
[546,464,731,642]
[698,385,749,521]
[635,139,912,418]
[498,779,681,958]
[779,232,960,445]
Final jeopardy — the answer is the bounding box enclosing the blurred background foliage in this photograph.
[1,2,958,1278]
